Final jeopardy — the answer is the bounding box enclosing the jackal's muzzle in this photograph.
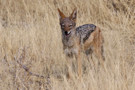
[65,31,71,36]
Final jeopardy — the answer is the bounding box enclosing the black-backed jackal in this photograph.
[58,8,105,79]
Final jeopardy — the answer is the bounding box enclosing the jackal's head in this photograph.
[58,8,77,37]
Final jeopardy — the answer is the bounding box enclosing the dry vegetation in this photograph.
[0,0,135,90]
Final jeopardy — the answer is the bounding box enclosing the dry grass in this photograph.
[0,0,135,90]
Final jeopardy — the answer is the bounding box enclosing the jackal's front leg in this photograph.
[65,56,73,79]
[75,49,82,80]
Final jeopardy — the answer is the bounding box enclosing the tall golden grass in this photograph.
[0,0,135,89]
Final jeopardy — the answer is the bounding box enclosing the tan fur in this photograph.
[84,27,105,68]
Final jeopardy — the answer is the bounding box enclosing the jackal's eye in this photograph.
[61,24,65,28]
[69,24,73,28]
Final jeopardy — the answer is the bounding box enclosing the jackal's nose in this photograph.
[65,31,71,36]
[65,31,68,35]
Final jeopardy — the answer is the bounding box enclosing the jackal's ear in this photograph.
[69,8,77,21]
[58,8,66,20]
